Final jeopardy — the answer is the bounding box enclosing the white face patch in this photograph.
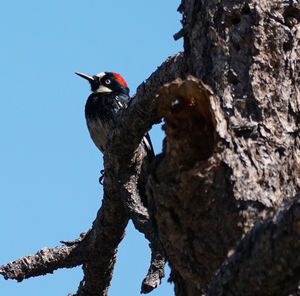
[95,72,106,79]
[95,85,113,93]
[94,72,112,93]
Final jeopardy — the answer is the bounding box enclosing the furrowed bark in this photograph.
[103,51,187,293]
[0,244,86,282]
[151,76,243,293]
[205,195,300,296]
[145,0,300,295]
[71,189,128,296]
[3,1,300,295]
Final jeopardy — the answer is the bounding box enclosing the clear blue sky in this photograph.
[0,1,182,295]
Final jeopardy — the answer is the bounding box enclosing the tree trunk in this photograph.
[1,1,300,295]
[149,0,300,295]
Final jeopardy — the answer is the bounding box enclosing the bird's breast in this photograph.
[84,92,129,153]
[86,117,110,152]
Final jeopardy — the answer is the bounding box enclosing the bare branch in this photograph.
[0,244,85,282]
[71,52,187,294]
[110,51,186,157]
[71,191,128,296]
[102,51,186,293]
[141,244,165,294]
[118,173,166,293]
[0,189,128,296]
[0,51,186,296]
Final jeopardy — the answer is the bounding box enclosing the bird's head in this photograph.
[75,71,129,95]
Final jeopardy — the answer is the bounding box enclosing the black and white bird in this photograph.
[75,71,154,192]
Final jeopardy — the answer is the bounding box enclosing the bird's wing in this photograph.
[143,133,155,160]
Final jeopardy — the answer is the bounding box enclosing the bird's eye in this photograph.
[105,79,111,85]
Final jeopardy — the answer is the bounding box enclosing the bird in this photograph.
[75,71,154,199]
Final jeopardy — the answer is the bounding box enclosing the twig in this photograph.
[0,244,85,282]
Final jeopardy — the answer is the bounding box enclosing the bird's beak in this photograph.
[75,72,94,82]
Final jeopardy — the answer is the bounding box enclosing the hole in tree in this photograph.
[231,15,241,25]
[283,41,293,52]
[242,4,251,15]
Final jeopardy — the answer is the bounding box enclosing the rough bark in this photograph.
[204,194,300,296]
[147,0,300,295]
[1,1,300,296]
[0,188,128,296]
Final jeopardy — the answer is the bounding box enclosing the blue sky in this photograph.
[0,1,182,295]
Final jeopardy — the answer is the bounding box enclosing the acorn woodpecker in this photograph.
[75,71,154,192]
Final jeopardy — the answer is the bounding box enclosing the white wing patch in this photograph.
[143,136,152,153]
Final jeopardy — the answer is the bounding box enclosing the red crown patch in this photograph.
[113,72,127,87]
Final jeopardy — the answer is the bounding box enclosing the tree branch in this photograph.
[110,51,186,156]
[117,172,165,293]
[0,51,187,296]
[71,189,128,296]
[0,189,128,296]
[0,244,85,282]
[72,52,187,294]
[104,51,187,293]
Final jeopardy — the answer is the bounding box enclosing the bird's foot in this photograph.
[99,169,105,185]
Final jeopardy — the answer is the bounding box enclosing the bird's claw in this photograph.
[99,169,105,185]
